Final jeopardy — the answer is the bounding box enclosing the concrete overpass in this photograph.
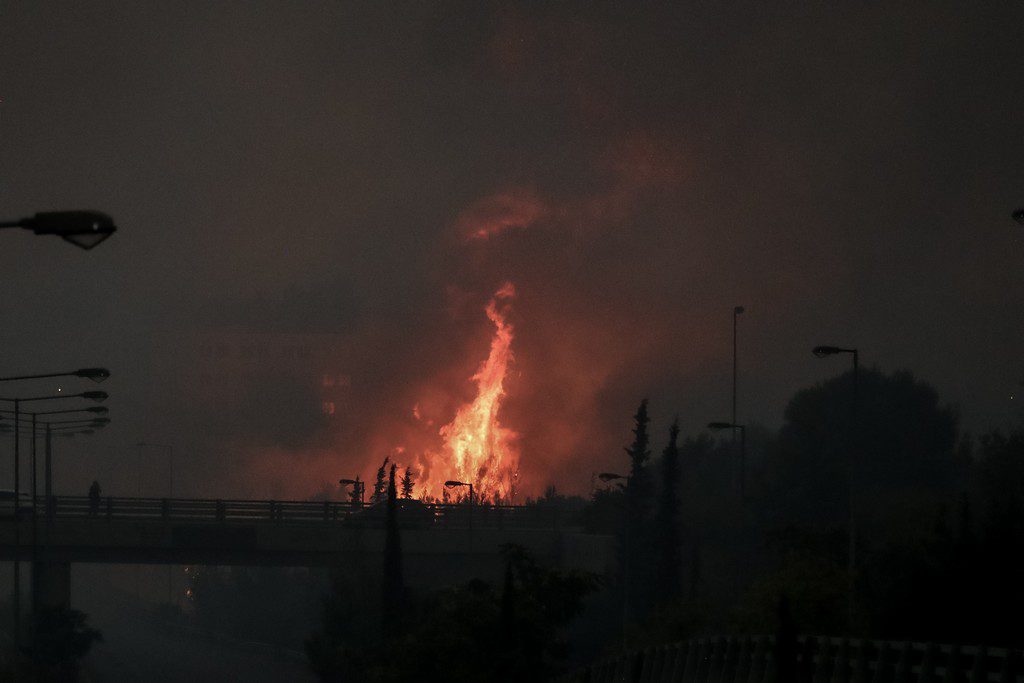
[0,496,615,611]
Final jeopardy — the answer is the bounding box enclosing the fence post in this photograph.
[721,637,739,682]
[747,637,767,683]
[872,642,891,683]
[696,639,715,681]
[968,646,986,683]
[161,498,169,520]
[892,642,913,683]
[798,637,816,683]
[919,643,938,683]
[666,642,687,683]
[832,638,850,683]
[733,637,751,683]
[216,500,225,522]
[851,640,869,683]
[997,648,1017,683]
[812,639,833,683]
[105,496,113,520]
[943,644,961,683]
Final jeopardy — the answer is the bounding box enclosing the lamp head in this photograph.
[26,211,117,250]
[1013,208,1024,225]
[597,472,625,482]
[813,345,843,358]
[707,422,734,431]
[444,480,468,488]
[81,391,108,403]
[74,368,110,383]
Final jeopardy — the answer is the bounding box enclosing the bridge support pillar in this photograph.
[33,561,71,611]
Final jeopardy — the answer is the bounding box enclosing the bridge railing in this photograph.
[37,496,565,530]
[557,635,1023,682]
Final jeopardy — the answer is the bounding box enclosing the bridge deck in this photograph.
[0,497,611,572]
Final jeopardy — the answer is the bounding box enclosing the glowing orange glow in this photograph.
[417,283,519,502]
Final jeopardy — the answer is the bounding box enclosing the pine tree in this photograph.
[656,419,682,602]
[371,457,389,504]
[400,467,415,499]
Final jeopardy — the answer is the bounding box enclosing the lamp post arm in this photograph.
[0,371,78,383]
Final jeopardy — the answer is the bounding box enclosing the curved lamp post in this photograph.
[708,422,746,500]
[812,344,859,629]
[0,212,117,250]
[444,480,474,534]
[598,470,630,645]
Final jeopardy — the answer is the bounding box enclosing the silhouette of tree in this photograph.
[307,545,597,682]
[371,457,390,504]
[622,399,653,624]
[382,463,404,638]
[768,369,958,527]
[656,419,682,602]
[30,606,103,680]
[400,466,415,499]
[348,476,363,507]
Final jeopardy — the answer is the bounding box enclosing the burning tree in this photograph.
[417,283,520,502]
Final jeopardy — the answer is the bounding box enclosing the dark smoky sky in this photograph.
[1,2,1022,498]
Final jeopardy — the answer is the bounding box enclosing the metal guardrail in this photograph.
[25,495,565,530]
[559,635,1023,683]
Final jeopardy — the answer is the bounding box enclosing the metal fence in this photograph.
[558,635,1023,683]
[34,495,565,530]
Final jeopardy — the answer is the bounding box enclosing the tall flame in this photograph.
[419,283,519,502]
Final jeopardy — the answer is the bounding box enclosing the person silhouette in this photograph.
[88,480,101,516]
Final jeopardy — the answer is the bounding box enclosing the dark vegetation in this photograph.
[163,367,1021,680]
[0,605,102,682]
[592,369,1024,653]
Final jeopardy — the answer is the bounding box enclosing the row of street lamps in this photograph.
[1,207,117,659]
[0,368,111,649]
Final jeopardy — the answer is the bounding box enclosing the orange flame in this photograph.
[418,283,519,502]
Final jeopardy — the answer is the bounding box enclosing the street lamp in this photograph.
[444,480,473,505]
[812,344,859,629]
[0,211,117,250]
[598,470,630,644]
[444,480,474,533]
[0,368,110,384]
[0,406,107,417]
[708,422,746,500]
[0,387,110,644]
[732,305,745,443]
